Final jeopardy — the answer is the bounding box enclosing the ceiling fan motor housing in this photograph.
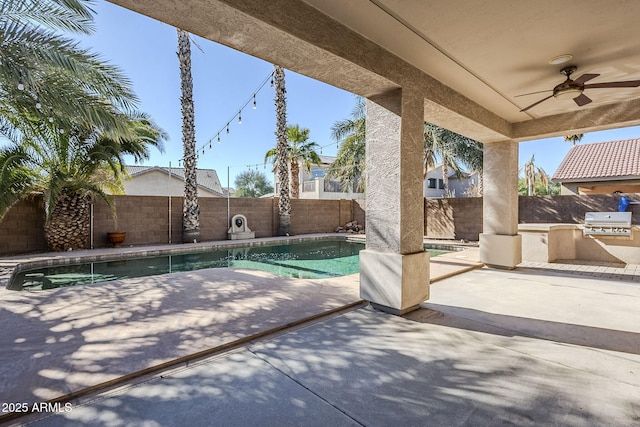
[553,66,583,98]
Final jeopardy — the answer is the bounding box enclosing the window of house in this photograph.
[438,179,444,189]
[427,178,437,189]
[310,167,325,179]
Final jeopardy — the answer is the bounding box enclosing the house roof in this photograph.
[552,139,640,182]
[426,163,474,179]
[126,165,226,196]
[318,155,336,165]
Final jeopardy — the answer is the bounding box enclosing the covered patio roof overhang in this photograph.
[108,0,640,313]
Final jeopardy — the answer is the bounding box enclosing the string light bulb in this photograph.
[35,96,41,110]
[253,95,257,109]
[17,75,24,91]
[238,111,242,124]
[226,124,230,134]
[217,134,221,144]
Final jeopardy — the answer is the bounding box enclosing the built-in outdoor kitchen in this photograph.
[519,204,639,265]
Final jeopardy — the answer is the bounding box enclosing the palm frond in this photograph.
[0,0,95,34]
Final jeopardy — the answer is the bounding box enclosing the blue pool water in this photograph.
[8,239,452,291]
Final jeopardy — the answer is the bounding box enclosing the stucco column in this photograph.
[480,140,522,268]
[360,88,429,315]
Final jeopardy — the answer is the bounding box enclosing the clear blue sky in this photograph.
[82,1,639,186]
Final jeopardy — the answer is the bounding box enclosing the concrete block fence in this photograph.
[1,194,637,255]
[0,195,363,255]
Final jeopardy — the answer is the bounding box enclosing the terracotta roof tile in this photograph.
[552,139,640,182]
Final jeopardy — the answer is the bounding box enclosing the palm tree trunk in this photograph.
[274,65,291,235]
[44,189,91,251]
[177,29,200,243]
[290,160,300,199]
[442,161,449,192]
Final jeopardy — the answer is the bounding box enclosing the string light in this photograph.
[17,74,24,91]
[35,95,41,110]
[178,70,275,165]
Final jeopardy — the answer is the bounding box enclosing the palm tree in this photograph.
[520,154,550,196]
[273,65,290,235]
[424,123,482,196]
[0,0,166,251]
[424,123,463,193]
[326,96,366,192]
[447,131,484,195]
[0,113,166,250]
[177,28,199,243]
[328,98,483,197]
[265,124,322,199]
[0,0,137,137]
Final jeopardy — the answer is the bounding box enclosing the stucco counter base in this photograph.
[360,250,430,315]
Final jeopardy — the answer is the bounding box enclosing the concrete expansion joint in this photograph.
[247,347,367,426]
[0,301,367,426]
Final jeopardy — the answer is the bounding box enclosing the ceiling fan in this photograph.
[519,66,640,112]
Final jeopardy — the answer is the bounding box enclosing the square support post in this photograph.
[361,89,429,315]
[480,140,522,268]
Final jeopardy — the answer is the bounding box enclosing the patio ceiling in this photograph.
[108,0,640,143]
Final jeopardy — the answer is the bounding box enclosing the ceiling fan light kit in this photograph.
[554,87,583,100]
[519,65,640,112]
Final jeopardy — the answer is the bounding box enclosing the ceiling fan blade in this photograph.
[573,93,592,106]
[520,94,554,112]
[584,80,640,89]
[515,89,552,98]
[573,73,600,84]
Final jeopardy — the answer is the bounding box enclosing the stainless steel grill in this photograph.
[584,212,632,237]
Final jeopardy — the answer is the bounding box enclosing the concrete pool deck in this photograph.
[2,237,639,425]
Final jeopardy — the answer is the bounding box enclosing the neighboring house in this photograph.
[552,139,640,195]
[299,155,364,200]
[272,155,364,200]
[424,164,479,198]
[123,165,226,197]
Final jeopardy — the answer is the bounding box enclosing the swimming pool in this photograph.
[8,239,452,291]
